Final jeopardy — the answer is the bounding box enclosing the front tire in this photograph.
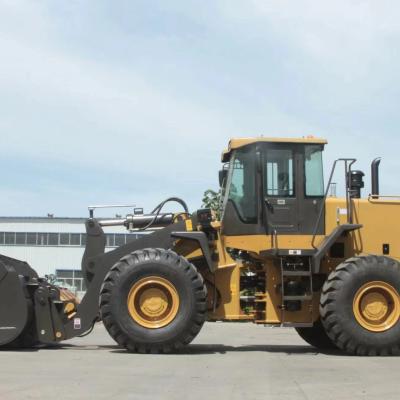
[320,255,400,356]
[100,248,207,353]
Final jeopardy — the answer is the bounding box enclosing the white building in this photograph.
[0,216,140,295]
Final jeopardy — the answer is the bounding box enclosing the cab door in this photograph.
[263,145,300,234]
[262,143,325,235]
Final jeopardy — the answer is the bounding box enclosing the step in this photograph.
[283,295,312,301]
[284,263,304,268]
[282,271,311,276]
[240,296,255,301]
[281,322,313,328]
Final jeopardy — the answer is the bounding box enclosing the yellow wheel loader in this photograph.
[1,137,400,356]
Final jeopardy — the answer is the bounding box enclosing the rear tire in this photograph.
[295,319,337,350]
[320,255,400,356]
[100,248,207,353]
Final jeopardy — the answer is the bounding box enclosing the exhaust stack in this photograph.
[371,157,381,197]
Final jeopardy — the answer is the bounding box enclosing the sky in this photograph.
[0,0,400,217]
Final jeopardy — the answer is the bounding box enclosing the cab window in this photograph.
[265,149,294,197]
[305,145,324,196]
[227,147,257,223]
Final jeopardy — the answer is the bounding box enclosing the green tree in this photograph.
[202,189,222,219]
[45,274,57,284]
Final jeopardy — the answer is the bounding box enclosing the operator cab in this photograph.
[220,137,327,236]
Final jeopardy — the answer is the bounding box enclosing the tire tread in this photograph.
[100,248,207,354]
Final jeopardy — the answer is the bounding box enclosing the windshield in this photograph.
[221,146,257,223]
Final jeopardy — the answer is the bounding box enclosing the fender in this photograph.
[171,231,215,272]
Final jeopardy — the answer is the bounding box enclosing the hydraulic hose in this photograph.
[142,197,190,230]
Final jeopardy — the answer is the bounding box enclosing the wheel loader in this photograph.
[1,136,400,356]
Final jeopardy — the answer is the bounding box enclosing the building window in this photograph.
[106,234,115,247]
[126,234,136,244]
[70,234,81,246]
[27,232,37,245]
[0,231,143,247]
[55,269,87,292]
[48,233,59,246]
[60,233,70,245]
[37,233,47,246]
[5,232,15,245]
[16,232,26,245]
[115,234,125,246]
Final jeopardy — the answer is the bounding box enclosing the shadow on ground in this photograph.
[108,343,343,356]
[179,343,343,356]
[1,342,344,356]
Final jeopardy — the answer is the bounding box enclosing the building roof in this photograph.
[0,216,87,224]
[221,136,328,162]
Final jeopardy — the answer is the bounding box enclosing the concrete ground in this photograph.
[0,322,399,400]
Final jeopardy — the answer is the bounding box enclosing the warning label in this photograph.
[74,318,81,330]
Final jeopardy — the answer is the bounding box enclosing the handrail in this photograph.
[368,195,400,204]
[311,158,356,249]
[88,204,137,218]
[343,159,356,224]
[368,195,400,199]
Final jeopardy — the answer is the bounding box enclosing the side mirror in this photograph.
[219,169,227,187]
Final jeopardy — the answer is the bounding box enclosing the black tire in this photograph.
[100,248,207,353]
[320,255,400,356]
[295,319,337,350]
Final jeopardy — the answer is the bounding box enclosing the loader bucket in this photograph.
[0,255,38,346]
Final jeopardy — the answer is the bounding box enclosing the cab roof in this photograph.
[221,136,327,162]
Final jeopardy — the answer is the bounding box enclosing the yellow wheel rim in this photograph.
[353,281,400,332]
[127,276,179,329]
